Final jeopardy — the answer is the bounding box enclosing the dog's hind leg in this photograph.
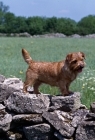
[33,81,42,95]
[23,79,34,93]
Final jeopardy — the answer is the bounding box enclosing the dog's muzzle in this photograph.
[77,64,84,72]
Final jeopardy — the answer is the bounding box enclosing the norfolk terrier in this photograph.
[22,49,85,96]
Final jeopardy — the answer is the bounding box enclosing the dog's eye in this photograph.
[72,60,77,63]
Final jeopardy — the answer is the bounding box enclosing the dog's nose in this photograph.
[79,64,84,69]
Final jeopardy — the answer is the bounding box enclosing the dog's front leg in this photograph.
[59,82,69,96]
[60,88,69,96]
[66,83,73,95]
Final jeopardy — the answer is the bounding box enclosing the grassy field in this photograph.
[0,37,95,108]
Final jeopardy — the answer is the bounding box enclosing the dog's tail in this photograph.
[22,49,32,64]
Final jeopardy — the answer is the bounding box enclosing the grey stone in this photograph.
[0,104,5,110]
[0,112,12,132]
[10,33,15,37]
[13,114,43,124]
[14,33,19,37]
[50,92,81,112]
[85,34,95,38]
[0,75,6,83]
[0,33,7,37]
[76,120,95,140]
[70,34,81,38]
[0,78,23,102]
[23,123,52,140]
[0,83,9,102]
[33,33,66,38]
[3,78,22,85]
[5,92,50,113]
[86,113,95,121]
[54,33,66,38]
[43,111,75,138]
[54,131,73,140]
[71,109,89,128]
[19,32,31,37]
[7,131,23,140]
[8,134,16,140]
[71,116,81,128]
[90,102,95,113]
[9,32,32,37]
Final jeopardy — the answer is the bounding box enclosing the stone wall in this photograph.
[1,32,95,38]
[0,74,95,140]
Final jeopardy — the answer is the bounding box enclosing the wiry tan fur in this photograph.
[22,49,85,96]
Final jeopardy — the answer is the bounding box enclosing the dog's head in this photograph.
[66,52,85,73]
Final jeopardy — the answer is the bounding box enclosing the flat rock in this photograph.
[4,92,50,114]
[54,131,73,140]
[76,120,95,140]
[13,114,43,124]
[86,113,95,121]
[71,34,81,38]
[23,123,52,140]
[0,78,23,103]
[50,92,81,112]
[43,110,75,138]
[85,34,95,38]
[71,109,89,128]
[0,112,12,132]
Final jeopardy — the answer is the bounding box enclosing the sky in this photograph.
[2,0,95,21]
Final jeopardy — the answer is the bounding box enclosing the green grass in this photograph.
[0,37,95,108]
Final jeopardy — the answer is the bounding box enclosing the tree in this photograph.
[26,16,45,35]
[77,15,95,35]
[0,1,95,36]
[56,18,77,35]
[14,16,28,33]
[4,12,16,33]
[0,1,9,24]
[0,1,9,13]
[45,17,57,33]
[0,1,9,32]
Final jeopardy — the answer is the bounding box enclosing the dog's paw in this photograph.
[22,90,29,94]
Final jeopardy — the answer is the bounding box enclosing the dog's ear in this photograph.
[66,53,72,62]
[79,52,85,59]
